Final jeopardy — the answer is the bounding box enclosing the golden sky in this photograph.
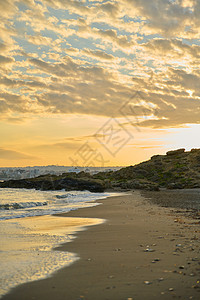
[0,0,200,167]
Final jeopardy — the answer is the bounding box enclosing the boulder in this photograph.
[166,148,185,156]
[191,148,200,153]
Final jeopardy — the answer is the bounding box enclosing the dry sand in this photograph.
[2,190,200,300]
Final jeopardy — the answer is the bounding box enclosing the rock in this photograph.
[151,154,161,160]
[191,148,200,153]
[104,148,200,190]
[0,175,105,193]
[158,278,164,282]
[166,148,185,156]
[167,183,184,189]
[144,248,155,252]
[144,281,152,285]
[179,266,184,269]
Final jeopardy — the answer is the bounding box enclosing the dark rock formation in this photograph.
[166,148,185,156]
[0,148,199,192]
[0,175,105,193]
[93,148,200,190]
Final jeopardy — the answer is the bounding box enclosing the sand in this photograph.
[2,190,200,300]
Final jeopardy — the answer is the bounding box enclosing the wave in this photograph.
[0,201,48,210]
[55,193,75,199]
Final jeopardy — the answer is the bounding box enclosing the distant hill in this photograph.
[0,149,199,191]
[93,148,200,190]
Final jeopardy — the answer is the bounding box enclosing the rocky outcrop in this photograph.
[0,175,105,193]
[166,148,185,156]
[93,148,200,190]
[1,149,199,192]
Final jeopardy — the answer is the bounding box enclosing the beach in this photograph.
[2,190,200,300]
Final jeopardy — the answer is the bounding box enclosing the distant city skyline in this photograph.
[0,0,199,167]
[0,165,122,181]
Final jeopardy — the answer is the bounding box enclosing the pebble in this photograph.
[192,285,199,289]
[192,257,198,261]
[179,266,185,269]
[169,288,174,291]
[144,248,155,252]
[164,270,173,273]
[144,281,152,285]
[158,278,164,282]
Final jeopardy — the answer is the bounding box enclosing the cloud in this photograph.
[0,42,8,52]
[0,55,14,65]
[28,56,112,81]
[99,2,120,19]
[27,35,53,46]
[4,117,28,123]
[31,133,108,155]
[0,0,18,18]
[124,0,200,38]
[142,38,200,60]
[34,141,79,151]
[64,134,106,142]
[94,28,135,49]
[83,49,114,60]
[1,55,200,129]
[0,148,36,160]
[0,0,199,130]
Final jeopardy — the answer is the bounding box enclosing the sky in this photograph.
[0,0,200,167]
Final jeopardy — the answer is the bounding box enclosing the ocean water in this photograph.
[0,188,112,298]
[0,188,112,220]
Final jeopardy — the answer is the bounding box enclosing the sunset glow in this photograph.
[0,0,200,167]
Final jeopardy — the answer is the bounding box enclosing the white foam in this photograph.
[0,215,104,298]
[0,188,115,297]
[0,188,112,220]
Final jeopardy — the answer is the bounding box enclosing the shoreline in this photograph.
[0,202,108,298]
[2,190,200,300]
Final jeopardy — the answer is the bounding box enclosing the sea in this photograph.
[0,187,114,298]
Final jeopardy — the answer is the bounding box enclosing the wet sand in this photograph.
[2,190,200,300]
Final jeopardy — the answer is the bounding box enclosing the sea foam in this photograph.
[0,188,111,298]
